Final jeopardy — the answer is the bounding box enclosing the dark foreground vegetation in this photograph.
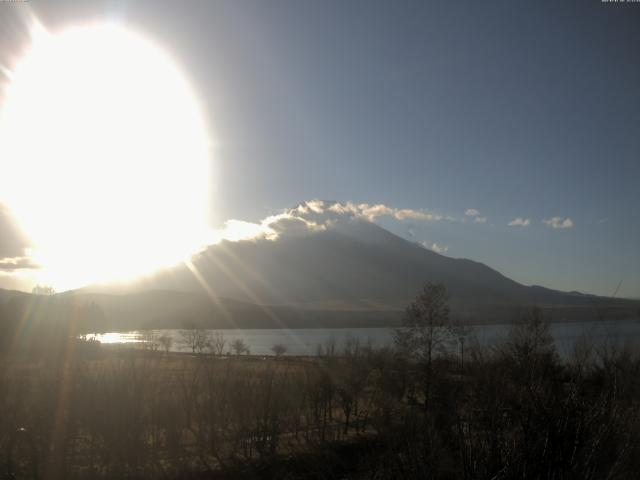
[1,284,639,479]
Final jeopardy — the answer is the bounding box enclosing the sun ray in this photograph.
[208,243,319,352]
[197,249,292,332]
[216,241,297,307]
[46,298,81,479]
[5,295,36,357]
[183,259,234,327]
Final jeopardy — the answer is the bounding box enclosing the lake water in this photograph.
[84,319,640,358]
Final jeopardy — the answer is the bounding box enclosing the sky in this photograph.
[0,0,639,297]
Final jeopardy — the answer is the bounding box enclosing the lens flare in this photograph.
[0,23,211,290]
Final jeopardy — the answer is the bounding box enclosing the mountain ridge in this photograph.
[2,201,638,330]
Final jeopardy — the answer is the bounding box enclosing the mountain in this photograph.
[71,201,639,328]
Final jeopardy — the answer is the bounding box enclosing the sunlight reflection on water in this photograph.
[84,332,144,344]
[79,319,640,357]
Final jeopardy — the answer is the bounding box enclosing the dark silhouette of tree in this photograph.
[31,284,55,296]
[271,343,287,357]
[158,333,173,353]
[231,338,249,355]
[507,305,556,364]
[179,329,210,353]
[394,282,451,406]
[210,331,226,356]
[448,318,473,374]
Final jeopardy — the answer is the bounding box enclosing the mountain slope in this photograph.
[75,204,638,326]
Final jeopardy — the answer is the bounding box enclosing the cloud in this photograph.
[295,200,447,224]
[327,201,443,223]
[208,220,275,243]
[0,204,38,278]
[265,213,326,237]
[358,204,395,220]
[464,208,486,223]
[0,203,31,259]
[543,217,574,229]
[508,217,531,227]
[209,212,325,244]
[422,241,449,254]
[209,200,451,245]
[0,256,40,271]
[295,199,327,215]
[394,209,443,221]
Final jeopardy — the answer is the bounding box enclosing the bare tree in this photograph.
[231,338,249,356]
[448,319,473,374]
[180,329,211,354]
[141,331,160,351]
[271,344,287,357]
[209,331,226,356]
[32,284,55,296]
[158,333,173,353]
[316,335,337,357]
[504,306,558,391]
[507,305,555,361]
[394,282,451,406]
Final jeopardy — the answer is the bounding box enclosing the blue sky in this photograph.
[1,0,639,297]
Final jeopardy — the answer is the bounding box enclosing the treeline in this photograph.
[0,285,639,479]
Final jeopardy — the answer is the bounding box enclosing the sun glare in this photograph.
[0,23,211,290]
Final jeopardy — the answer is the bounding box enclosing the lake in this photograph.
[84,319,640,358]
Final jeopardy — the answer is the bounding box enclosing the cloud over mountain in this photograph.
[78,199,638,327]
[423,241,449,254]
[321,201,445,222]
[209,200,449,244]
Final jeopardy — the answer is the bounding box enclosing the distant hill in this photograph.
[0,287,399,332]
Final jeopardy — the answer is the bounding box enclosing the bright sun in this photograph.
[0,23,211,290]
